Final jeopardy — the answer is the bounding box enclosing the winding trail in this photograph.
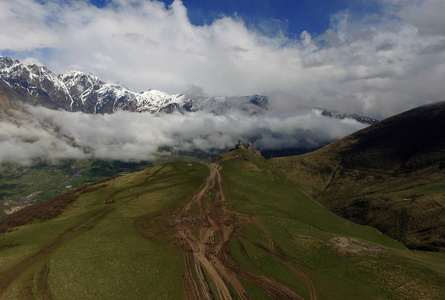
[0,162,317,299]
[176,163,317,300]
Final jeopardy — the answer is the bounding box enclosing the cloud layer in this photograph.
[1,0,445,118]
[0,106,365,165]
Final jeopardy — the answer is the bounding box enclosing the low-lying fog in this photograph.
[0,105,365,165]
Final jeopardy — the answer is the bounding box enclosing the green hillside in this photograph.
[271,102,445,252]
[1,150,443,299]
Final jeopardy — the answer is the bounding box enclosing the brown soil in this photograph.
[176,163,317,299]
[327,237,384,256]
[0,163,318,299]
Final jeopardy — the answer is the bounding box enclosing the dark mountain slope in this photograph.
[271,102,445,251]
[340,102,445,171]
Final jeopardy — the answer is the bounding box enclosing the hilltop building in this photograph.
[233,140,261,155]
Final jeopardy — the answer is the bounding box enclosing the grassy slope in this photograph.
[0,156,208,217]
[0,154,444,299]
[270,144,445,252]
[0,162,209,299]
[0,160,152,211]
[219,151,445,299]
[270,103,445,251]
[0,160,153,216]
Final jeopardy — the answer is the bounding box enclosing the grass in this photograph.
[0,161,209,299]
[231,236,310,299]
[0,159,153,217]
[271,146,445,251]
[221,155,402,248]
[48,210,184,300]
[0,153,444,299]
[267,102,445,252]
[219,152,445,299]
[238,278,271,300]
[190,202,201,215]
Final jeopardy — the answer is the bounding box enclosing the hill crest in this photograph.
[271,101,445,251]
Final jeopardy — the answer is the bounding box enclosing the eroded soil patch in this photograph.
[327,237,384,255]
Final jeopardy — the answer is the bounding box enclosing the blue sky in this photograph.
[88,0,382,37]
[1,0,445,117]
[174,0,381,36]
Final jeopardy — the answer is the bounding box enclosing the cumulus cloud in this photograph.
[396,0,445,36]
[0,0,444,118]
[0,105,365,165]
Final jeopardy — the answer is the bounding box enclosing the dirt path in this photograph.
[176,163,317,300]
[253,218,318,300]
[1,162,317,299]
[178,163,247,299]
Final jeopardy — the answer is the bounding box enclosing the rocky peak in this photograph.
[0,57,15,69]
[247,94,268,108]
[61,71,103,88]
[318,108,378,125]
[0,56,273,115]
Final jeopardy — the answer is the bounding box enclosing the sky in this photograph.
[1,0,445,118]
[1,0,445,165]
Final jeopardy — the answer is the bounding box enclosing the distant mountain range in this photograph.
[0,56,376,124]
[0,56,267,115]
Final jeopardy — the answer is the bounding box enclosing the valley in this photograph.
[0,160,153,217]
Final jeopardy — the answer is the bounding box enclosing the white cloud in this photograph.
[0,0,444,118]
[21,57,44,66]
[0,105,365,165]
[397,0,445,35]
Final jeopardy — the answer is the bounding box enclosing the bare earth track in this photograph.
[0,162,317,299]
[176,163,317,300]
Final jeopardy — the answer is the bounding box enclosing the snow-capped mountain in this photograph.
[0,56,268,115]
[317,108,378,125]
[0,56,375,124]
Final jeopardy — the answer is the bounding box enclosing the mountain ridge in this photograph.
[0,56,376,125]
[0,56,269,115]
[271,101,445,251]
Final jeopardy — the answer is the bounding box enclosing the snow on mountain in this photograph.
[0,56,375,124]
[0,57,74,109]
[316,108,378,125]
[0,57,269,115]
